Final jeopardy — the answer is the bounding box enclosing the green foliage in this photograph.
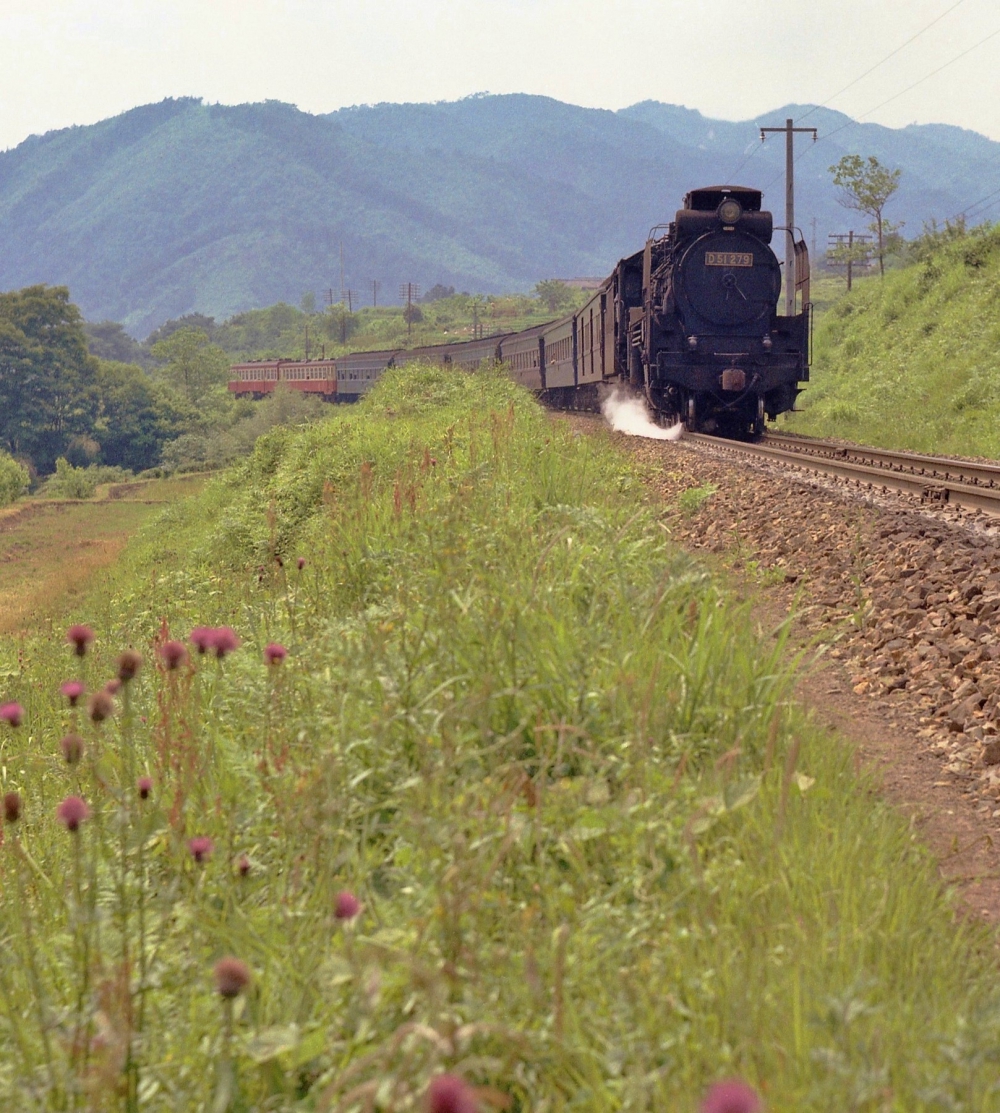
[0,285,99,472]
[534,279,577,313]
[150,327,231,407]
[0,449,28,505]
[677,482,718,515]
[786,222,1000,455]
[829,154,903,276]
[42,456,131,498]
[0,367,998,1108]
[93,360,195,471]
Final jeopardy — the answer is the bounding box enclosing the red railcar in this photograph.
[228,359,338,400]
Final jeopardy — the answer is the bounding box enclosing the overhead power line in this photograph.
[798,0,968,123]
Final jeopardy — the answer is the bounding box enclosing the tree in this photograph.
[534,280,575,313]
[93,360,196,471]
[829,155,903,277]
[0,285,99,472]
[150,327,231,407]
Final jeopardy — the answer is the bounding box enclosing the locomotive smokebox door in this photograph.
[720,368,746,392]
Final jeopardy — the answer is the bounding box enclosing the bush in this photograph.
[0,451,29,506]
[42,457,132,498]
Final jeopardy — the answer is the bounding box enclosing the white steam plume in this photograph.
[601,389,683,441]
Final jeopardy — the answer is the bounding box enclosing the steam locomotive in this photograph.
[230,185,810,438]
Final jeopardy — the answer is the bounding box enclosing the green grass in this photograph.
[1,366,999,1110]
[784,225,1000,456]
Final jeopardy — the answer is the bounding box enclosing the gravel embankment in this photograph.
[615,430,1000,822]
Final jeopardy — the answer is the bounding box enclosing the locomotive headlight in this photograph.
[762,335,773,351]
[718,198,743,225]
[687,335,698,350]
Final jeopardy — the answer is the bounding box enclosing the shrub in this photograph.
[0,451,29,506]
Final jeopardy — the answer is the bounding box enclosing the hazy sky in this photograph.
[1,0,998,151]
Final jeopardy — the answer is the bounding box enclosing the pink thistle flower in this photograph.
[274,555,284,569]
[137,776,153,800]
[211,627,240,659]
[214,957,251,999]
[190,626,214,654]
[88,689,115,722]
[0,702,23,728]
[57,795,90,833]
[117,649,142,682]
[237,854,252,877]
[3,791,21,823]
[426,1073,477,1113]
[701,1080,762,1113]
[67,624,95,657]
[334,890,360,921]
[297,557,306,571]
[264,642,287,665]
[104,678,122,696]
[61,733,85,765]
[60,680,85,706]
[159,640,187,670]
[188,836,214,864]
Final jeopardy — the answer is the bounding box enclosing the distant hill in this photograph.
[0,94,997,337]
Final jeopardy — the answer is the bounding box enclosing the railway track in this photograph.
[688,431,1000,518]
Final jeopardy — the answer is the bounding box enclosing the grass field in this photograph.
[2,367,1000,1111]
[784,226,1000,457]
[0,478,206,637]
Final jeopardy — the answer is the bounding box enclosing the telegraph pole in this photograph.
[760,119,817,316]
[399,282,421,343]
[372,280,380,307]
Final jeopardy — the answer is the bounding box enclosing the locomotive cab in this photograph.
[633,184,809,439]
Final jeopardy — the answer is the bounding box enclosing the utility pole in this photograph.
[399,282,421,343]
[827,231,873,291]
[372,280,380,307]
[810,216,818,264]
[760,118,817,316]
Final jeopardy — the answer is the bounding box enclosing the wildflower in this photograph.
[117,649,142,682]
[188,836,214,864]
[138,776,153,800]
[0,702,23,728]
[190,626,214,654]
[61,733,85,765]
[159,640,187,670]
[67,624,95,657]
[3,791,21,823]
[57,795,90,833]
[213,957,251,999]
[334,890,360,921]
[88,689,115,723]
[297,557,306,571]
[60,680,85,706]
[104,678,122,696]
[274,555,284,569]
[264,642,287,665]
[426,1073,477,1113]
[237,854,252,877]
[211,627,240,659]
[701,1080,762,1113]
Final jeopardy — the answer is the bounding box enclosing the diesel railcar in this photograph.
[229,184,810,438]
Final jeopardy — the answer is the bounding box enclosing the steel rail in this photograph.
[687,433,1000,517]
[762,431,1000,489]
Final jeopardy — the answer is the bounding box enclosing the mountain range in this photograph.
[0,94,997,337]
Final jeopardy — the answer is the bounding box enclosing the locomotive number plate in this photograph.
[705,252,753,267]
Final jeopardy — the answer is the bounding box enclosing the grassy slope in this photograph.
[1,368,999,1110]
[784,227,1000,456]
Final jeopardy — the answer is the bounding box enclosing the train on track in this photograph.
[229,185,811,438]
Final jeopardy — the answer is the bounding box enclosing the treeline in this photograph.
[0,286,325,493]
[0,281,591,499]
